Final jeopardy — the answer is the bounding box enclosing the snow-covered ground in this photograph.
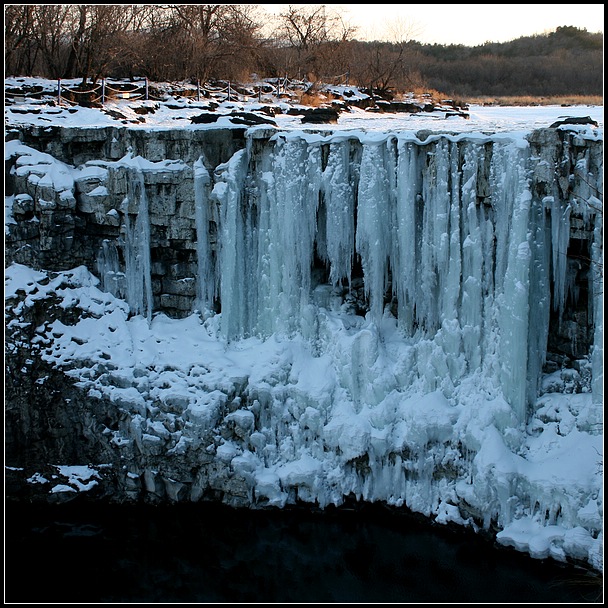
[4,77,604,572]
[4,76,604,135]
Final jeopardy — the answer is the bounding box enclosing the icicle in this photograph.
[394,138,421,335]
[549,197,572,319]
[478,189,497,368]
[96,239,124,298]
[322,139,357,289]
[123,166,153,323]
[433,141,465,385]
[459,142,483,373]
[492,143,517,295]
[443,140,463,325]
[590,215,603,406]
[215,149,250,339]
[430,140,452,324]
[252,147,278,338]
[417,139,453,333]
[258,136,322,336]
[526,196,551,405]
[193,156,215,313]
[356,139,394,322]
[215,135,323,339]
[494,141,533,424]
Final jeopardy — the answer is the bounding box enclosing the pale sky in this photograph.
[260,4,604,46]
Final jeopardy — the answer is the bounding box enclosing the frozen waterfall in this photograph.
[210,132,570,424]
[97,128,601,428]
[7,124,601,570]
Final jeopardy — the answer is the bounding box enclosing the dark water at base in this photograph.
[5,501,602,604]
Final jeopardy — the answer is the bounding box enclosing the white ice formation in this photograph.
[5,125,603,571]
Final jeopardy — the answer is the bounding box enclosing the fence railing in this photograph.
[57,78,149,105]
[37,76,340,107]
[320,72,350,87]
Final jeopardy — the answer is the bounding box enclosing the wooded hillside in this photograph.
[4,5,603,99]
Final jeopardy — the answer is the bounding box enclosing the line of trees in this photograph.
[4,5,603,98]
[413,26,603,97]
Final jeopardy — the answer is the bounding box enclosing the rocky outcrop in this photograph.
[8,124,247,167]
[527,128,602,360]
[5,126,248,316]
[4,268,259,506]
[300,107,340,124]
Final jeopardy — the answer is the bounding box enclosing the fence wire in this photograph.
[21,76,345,108]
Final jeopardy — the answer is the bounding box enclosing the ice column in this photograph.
[459,141,487,374]
[526,190,552,405]
[392,138,490,379]
[96,239,124,299]
[394,138,422,335]
[123,166,153,323]
[320,138,358,288]
[215,149,250,339]
[549,196,572,319]
[194,156,216,313]
[422,138,451,332]
[252,142,279,338]
[493,141,533,423]
[259,136,322,336]
[356,138,395,322]
[216,135,324,339]
[591,212,603,406]
[437,139,466,381]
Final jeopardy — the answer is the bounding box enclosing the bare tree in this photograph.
[63,6,152,83]
[28,5,73,78]
[279,4,329,51]
[275,5,357,80]
[156,5,263,82]
[211,4,266,82]
[352,16,424,99]
[5,5,37,76]
[379,15,422,45]
[5,6,601,100]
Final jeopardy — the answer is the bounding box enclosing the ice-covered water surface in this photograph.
[5,124,603,572]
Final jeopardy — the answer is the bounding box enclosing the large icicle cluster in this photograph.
[210,132,556,424]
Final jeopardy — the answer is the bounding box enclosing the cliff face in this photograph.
[4,123,604,569]
[5,127,247,316]
[5,124,602,349]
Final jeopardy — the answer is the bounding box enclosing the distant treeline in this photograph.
[4,5,603,98]
[413,26,603,97]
